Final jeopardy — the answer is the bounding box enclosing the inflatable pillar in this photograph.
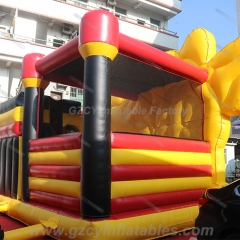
[21,54,49,201]
[79,10,119,219]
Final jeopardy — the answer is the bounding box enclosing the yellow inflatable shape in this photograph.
[0,106,23,127]
[29,149,81,165]
[5,217,59,240]
[62,113,82,132]
[111,149,212,165]
[4,224,47,240]
[111,28,240,185]
[29,177,80,198]
[0,200,8,212]
[43,110,50,123]
[111,177,212,198]
[3,195,199,239]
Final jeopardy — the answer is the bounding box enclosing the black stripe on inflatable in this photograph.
[0,92,24,114]
[11,137,19,199]
[5,138,13,197]
[81,56,111,219]
[22,87,39,201]
[0,139,7,195]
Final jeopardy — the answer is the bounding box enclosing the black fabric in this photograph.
[0,139,7,195]
[42,123,56,137]
[11,137,19,199]
[62,99,81,113]
[81,56,111,219]
[43,54,184,100]
[0,226,3,240]
[50,98,62,135]
[5,138,13,197]
[22,88,39,201]
[0,92,24,114]
[65,124,79,133]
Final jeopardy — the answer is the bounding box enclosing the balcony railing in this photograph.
[58,0,177,36]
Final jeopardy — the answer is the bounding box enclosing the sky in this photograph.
[169,0,239,50]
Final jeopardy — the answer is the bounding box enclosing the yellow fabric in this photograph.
[111,28,240,186]
[111,149,211,165]
[29,177,80,198]
[63,113,82,132]
[4,224,46,240]
[22,78,49,89]
[17,137,22,200]
[79,42,118,60]
[111,177,212,198]
[0,106,23,127]
[29,149,81,165]
[111,80,203,139]
[1,195,199,239]
[43,110,50,123]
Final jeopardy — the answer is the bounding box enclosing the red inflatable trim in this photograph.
[111,189,204,215]
[29,165,80,182]
[29,133,81,152]
[111,133,210,152]
[35,37,80,75]
[79,10,119,47]
[111,165,212,181]
[30,190,80,213]
[22,53,44,79]
[0,122,22,139]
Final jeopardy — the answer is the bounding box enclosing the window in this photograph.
[150,18,160,29]
[137,19,145,25]
[53,39,64,47]
[115,7,127,18]
[224,149,227,164]
[70,87,83,102]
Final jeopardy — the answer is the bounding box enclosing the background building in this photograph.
[0,0,181,103]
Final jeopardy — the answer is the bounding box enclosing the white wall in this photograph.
[0,67,9,102]
[225,144,236,173]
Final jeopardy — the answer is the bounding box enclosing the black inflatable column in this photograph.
[79,10,119,219]
[21,53,49,201]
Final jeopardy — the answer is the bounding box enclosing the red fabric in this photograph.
[30,190,80,213]
[29,165,80,181]
[35,37,80,75]
[79,10,119,48]
[119,33,208,83]
[111,133,210,152]
[29,133,81,152]
[111,165,212,181]
[111,189,204,215]
[0,122,22,139]
[22,53,44,79]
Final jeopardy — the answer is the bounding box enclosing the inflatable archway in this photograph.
[0,9,240,240]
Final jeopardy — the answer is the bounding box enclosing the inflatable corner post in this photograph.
[0,9,240,240]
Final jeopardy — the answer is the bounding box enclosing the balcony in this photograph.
[0,0,178,49]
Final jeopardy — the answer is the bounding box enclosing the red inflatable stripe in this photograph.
[30,190,80,213]
[29,133,81,152]
[111,165,212,181]
[0,122,22,139]
[111,189,204,215]
[111,133,210,152]
[29,165,80,182]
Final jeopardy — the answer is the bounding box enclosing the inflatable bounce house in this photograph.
[0,9,240,240]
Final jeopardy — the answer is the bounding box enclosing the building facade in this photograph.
[0,0,181,103]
